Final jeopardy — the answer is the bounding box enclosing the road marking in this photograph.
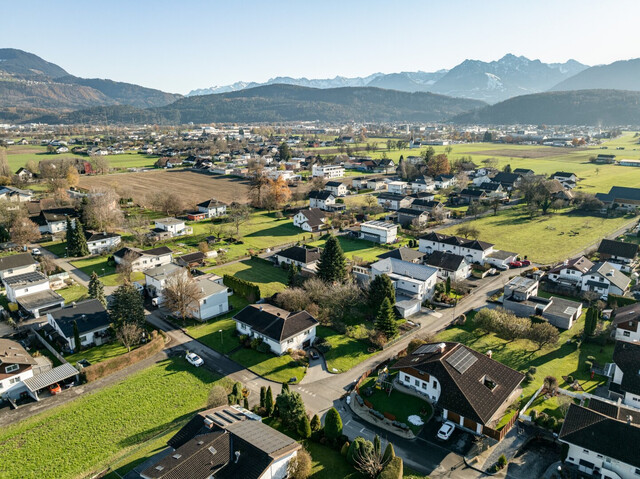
[344,420,351,426]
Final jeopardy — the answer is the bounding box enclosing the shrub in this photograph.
[585,360,593,370]
[340,441,350,456]
[250,337,262,350]
[207,385,228,408]
[256,341,271,354]
[566,375,574,384]
[378,456,403,479]
[314,337,332,354]
[222,274,260,302]
[310,414,321,432]
[497,454,507,468]
[324,408,343,440]
[525,372,535,382]
[529,409,537,421]
[347,437,373,465]
[382,442,395,462]
[288,448,312,479]
[546,416,557,430]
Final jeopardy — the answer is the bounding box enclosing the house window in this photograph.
[433,379,437,387]
[5,364,18,374]
[287,339,293,344]
[404,374,410,383]
[624,331,631,337]
[421,382,426,390]
[583,449,589,454]
[414,379,420,387]
[9,377,20,385]
[635,468,640,476]
[203,299,207,305]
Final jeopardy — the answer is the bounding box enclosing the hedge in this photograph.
[80,331,165,382]
[223,274,261,302]
[608,294,636,307]
[379,456,403,479]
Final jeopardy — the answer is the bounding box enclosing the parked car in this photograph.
[509,261,523,268]
[495,263,509,271]
[185,352,204,367]
[486,268,498,276]
[309,350,319,360]
[437,421,456,441]
[31,248,41,256]
[49,383,62,395]
[521,260,531,267]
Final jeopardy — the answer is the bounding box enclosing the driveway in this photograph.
[505,439,561,479]
[299,350,333,384]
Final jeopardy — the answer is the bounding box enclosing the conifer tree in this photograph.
[88,271,106,306]
[310,414,321,432]
[375,297,398,338]
[368,274,395,312]
[65,217,74,256]
[74,219,90,257]
[260,386,266,408]
[73,320,81,351]
[110,283,145,326]
[316,235,347,283]
[265,386,274,416]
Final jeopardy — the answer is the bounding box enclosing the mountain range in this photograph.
[186,54,588,103]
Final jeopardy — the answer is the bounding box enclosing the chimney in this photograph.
[627,415,633,426]
[234,451,241,463]
[487,350,493,359]
[204,417,214,429]
[259,305,263,311]
[71,302,76,307]
[437,342,446,353]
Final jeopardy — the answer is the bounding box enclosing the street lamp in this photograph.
[219,329,223,345]
[101,268,105,277]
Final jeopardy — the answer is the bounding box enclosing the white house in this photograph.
[370,257,438,306]
[376,193,412,211]
[409,177,436,193]
[86,232,121,255]
[233,304,318,355]
[293,208,327,232]
[434,174,456,189]
[37,208,76,235]
[419,232,495,265]
[312,164,344,179]
[0,339,37,400]
[113,246,173,272]
[0,253,38,280]
[559,401,640,479]
[387,180,409,195]
[580,262,630,299]
[197,198,228,218]
[324,181,348,196]
[46,299,111,351]
[3,271,64,317]
[612,303,640,343]
[153,218,191,237]
[358,220,398,244]
[308,191,336,211]
[611,340,640,407]
[192,275,231,321]
[423,251,471,282]
[144,263,188,302]
[367,178,387,191]
[548,256,594,284]
[0,186,33,202]
[273,246,321,270]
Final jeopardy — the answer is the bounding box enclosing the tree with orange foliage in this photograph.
[427,153,451,177]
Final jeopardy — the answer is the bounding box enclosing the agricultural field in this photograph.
[0,358,232,479]
[440,205,635,264]
[78,169,252,205]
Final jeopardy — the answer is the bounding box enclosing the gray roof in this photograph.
[544,296,582,319]
[17,289,64,311]
[587,262,631,291]
[0,338,36,366]
[155,217,185,226]
[487,250,518,260]
[0,253,37,271]
[48,299,110,337]
[194,276,228,297]
[22,362,79,392]
[595,186,640,204]
[145,263,185,280]
[371,257,438,282]
[377,247,425,263]
[86,232,120,243]
[226,420,297,455]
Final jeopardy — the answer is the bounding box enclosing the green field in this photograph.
[70,255,144,286]
[0,358,232,479]
[440,205,634,264]
[316,326,376,373]
[436,312,612,417]
[208,257,289,298]
[308,236,390,262]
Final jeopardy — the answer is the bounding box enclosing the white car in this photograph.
[186,352,204,367]
[437,421,456,441]
[31,248,41,256]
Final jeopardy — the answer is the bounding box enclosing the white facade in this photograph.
[612,366,640,407]
[312,164,344,179]
[46,315,108,350]
[0,365,34,400]
[235,321,316,355]
[154,218,189,236]
[309,194,335,211]
[0,262,38,280]
[418,237,494,265]
[563,443,636,479]
[144,264,188,302]
[398,370,441,403]
[388,181,409,195]
[87,235,121,255]
[5,278,50,303]
[193,281,230,321]
[115,250,173,272]
[197,203,227,218]
[325,183,348,196]
[359,221,398,244]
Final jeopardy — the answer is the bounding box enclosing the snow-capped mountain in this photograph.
[187,55,588,103]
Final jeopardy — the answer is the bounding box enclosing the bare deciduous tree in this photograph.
[116,250,138,283]
[150,191,187,216]
[162,271,203,322]
[353,444,389,479]
[39,255,58,276]
[115,322,143,352]
[83,187,124,232]
[10,217,40,246]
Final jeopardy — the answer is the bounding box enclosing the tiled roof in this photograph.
[613,340,640,396]
[0,253,37,271]
[612,302,640,326]
[0,338,36,366]
[586,261,630,291]
[420,232,494,251]
[371,257,438,282]
[48,299,110,337]
[233,304,318,342]
[276,246,321,265]
[549,256,593,274]
[424,251,467,272]
[598,239,638,259]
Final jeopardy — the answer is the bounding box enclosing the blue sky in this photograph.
[2,0,639,94]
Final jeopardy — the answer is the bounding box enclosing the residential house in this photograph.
[351,177,367,189]
[312,164,344,179]
[196,198,228,218]
[233,304,318,355]
[0,339,37,400]
[36,208,77,235]
[548,256,594,285]
[612,303,640,343]
[434,174,456,189]
[324,181,347,197]
[273,246,321,270]
[46,299,111,351]
[144,263,187,302]
[595,187,640,210]
[140,405,301,479]
[551,171,577,188]
[3,271,64,317]
[610,340,640,407]
[376,193,412,211]
[292,208,327,232]
[559,401,640,479]
[0,253,38,280]
[455,189,487,204]
[598,239,638,272]
[410,199,449,219]
[595,154,616,164]
[192,275,231,321]
[419,232,495,265]
[153,218,192,238]
[0,186,33,202]
[388,181,409,195]
[176,252,206,269]
[502,276,583,329]
[391,342,524,438]
[542,179,574,201]
[366,178,387,191]
[308,191,337,211]
[476,182,507,199]
[580,262,630,299]
[370,257,438,317]
[484,249,519,269]
[86,232,121,255]
[410,177,436,193]
[423,251,471,282]
[491,172,521,191]
[396,208,429,227]
[113,246,173,272]
[15,167,34,182]
[376,247,425,264]
[358,221,398,244]
[513,168,534,176]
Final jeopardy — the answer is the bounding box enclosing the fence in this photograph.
[382,322,421,350]
[31,327,67,365]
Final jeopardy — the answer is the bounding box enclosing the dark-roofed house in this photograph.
[176,252,207,269]
[492,172,521,191]
[424,251,471,281]
[391,342,524,439]
[612,303,640,343]
[86,232,121,255]
[548,256,594,285]
[376,247,425,264]
[595,186,640,209]
[580,261,630,299]
[37,207,77,235]
[418,232,495,265]
[293,208,327,232]
[324,180,348,196]
[0,338,37,400]
[454,189,487,205]
[396,208,429,227]
[376,192,413,211]
[611,340,640,407]
[140,405,301,479]
[551,171,577,188]
[46,299,111,351]
[113,246,173,272]
[559,402,640,478]
[308,190,337,211]
[196,198,227,218]
[0,252,38,280]
[273,246,321,270]
[598,239,638,271]
[233,304,318,354]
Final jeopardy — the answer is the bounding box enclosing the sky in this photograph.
[2,0,640,94]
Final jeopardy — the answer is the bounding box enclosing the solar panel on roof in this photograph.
[413,344,440,355]
[445,347,477,374]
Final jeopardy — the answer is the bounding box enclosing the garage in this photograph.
[22,363,79,401]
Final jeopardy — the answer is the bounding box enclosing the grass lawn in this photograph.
[41,240,67,257]
[436,311,612,417]
[56,284,89,303]
[230,348,307,384]
[440,205,634,264]
[0,357,233,479]
[208,257,289,297]
[316,326,376,374]
[70,256,144,286]
[185,295,248,354]
[359,373,433,434]
[308,236,391,262]
[64,341,130,366]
